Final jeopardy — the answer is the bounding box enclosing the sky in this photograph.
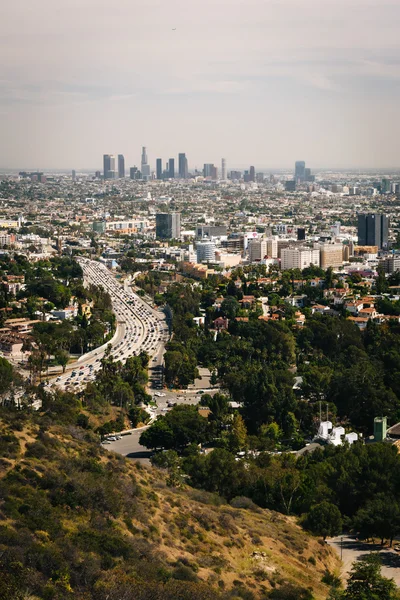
[1,0,400,170]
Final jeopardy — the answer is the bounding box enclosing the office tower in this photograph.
[285,180,296,192]
[266,238,278,258]
[248,239,267,262]
[130,167,138,179]
[249,166,255,182]
[103,154,116,179]
[156,213,181,239]
[95,171,101,179]
[167,158,175,178]
[295,161,306,182]
[141,146,148,167]
[140,147,150,180]
[72,170,76,182]
[117,154,125,178]
[156,158,162,180]
[211,165,218,180]
[203,163,214,178]
[221,158,226,180]
[281,247,320,270]
[357,213,389,249]
[230,170,241,180]
[178,153,188,178]
[244,171,250,182]
[381,178,391,193]
[196,240,216,263]
[256,172,264,183]
[320,243,344,269]
[297,228,306,241]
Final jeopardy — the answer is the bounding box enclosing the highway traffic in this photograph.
[49,258,168,393]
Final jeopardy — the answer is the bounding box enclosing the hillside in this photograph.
[0,411,339,600]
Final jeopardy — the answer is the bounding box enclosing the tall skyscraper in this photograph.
[203,163,214,178]
[156,213,181,239]
[295,161,306,182]
[141,147,150,180]
[357,213,389,249]
[103,154,116,179]
[168,158,175,178]
[141,147,148,168]
[249,166,255,182]
[156,158,162,180]
[72,170,76,182]
[178,153,188,178]
[221,158,226,180]
[118,154,125,178]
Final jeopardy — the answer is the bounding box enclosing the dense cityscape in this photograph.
[2,0,400,597]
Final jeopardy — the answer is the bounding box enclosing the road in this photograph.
[103,387,220,463]
[328,536,400,586]
[46,258,168,393]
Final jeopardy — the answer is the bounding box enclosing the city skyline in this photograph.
[1,0,400,169]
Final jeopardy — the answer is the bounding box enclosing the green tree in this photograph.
[55,349,70,373]
[304,501,342,540]
[344,553,400,600]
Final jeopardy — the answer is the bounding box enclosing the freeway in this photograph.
[48,258,168,393]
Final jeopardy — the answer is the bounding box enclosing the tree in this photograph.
[353,494,400,546]
[55,349,70,373]
[139,418,174,450]
[229,414,247,452]
[344,553,400,600]
[304,501,342,540]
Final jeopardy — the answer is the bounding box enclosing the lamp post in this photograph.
[340,536,343,561]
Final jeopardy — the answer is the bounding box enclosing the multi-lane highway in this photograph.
[48,258,168,393]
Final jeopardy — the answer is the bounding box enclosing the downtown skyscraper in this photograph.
[141,146,150,180]
[118,154,125,178]
[178,153,188,178]
[103,154,116,179]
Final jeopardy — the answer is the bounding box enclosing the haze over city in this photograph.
[1,0,400,169]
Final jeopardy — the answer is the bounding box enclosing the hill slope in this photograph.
[0,412,339,600]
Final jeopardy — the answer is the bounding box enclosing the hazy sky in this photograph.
[1,0,400,170]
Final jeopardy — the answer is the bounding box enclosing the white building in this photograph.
[281,247,320,270]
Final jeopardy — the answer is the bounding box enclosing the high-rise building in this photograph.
[297,228,306,241]
[178,153,188,178]
[281,247,320,270]
[248,239,267,262]
[295,161,306,182]
[130,167,139,179]
[156,213,181,239]
[211,166,218,180]
[249,166,255,182]
[196,240,216,263]
[203,163,214,178]
[357,213,389,249]
[72,170,76,182]
[285,180,296,192]
[103,154,116,179]
[168,159,175,179]
[381,178,391,193]
[156,158,163,180]
[319,243,344,269]
[221,158,226,180]
[118,154,125,178]
[140,147,150,180]
[141,147,148,167]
